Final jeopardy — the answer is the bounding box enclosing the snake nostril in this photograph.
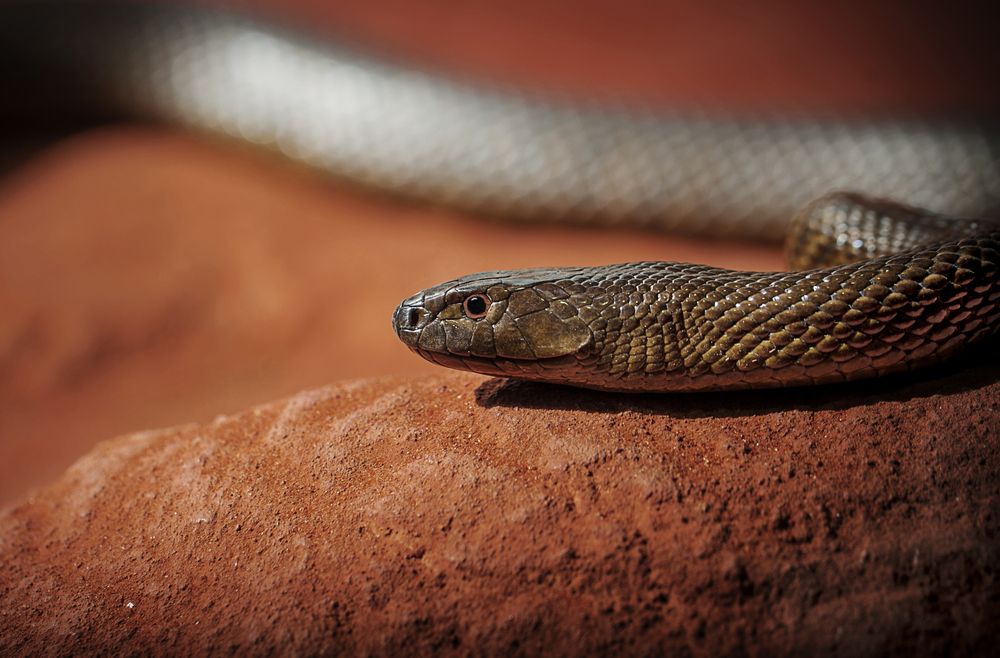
[395,304,426,333]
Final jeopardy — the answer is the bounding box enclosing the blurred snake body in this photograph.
[3,1,998,391]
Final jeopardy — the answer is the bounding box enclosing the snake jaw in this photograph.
[412,348,585,383]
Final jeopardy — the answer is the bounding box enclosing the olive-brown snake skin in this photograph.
[394,194,999,391]
[3,1,998,391]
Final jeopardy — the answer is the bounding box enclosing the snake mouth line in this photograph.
[416,350,514,378]
[412,348,575,379]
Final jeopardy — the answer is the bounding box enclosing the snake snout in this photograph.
[392,301,429,345]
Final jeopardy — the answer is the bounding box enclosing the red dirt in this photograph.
[1,367,997,655]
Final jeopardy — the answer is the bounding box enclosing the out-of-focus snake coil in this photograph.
[1,2,997,391]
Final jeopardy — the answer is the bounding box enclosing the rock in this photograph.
[2,3,999,652]
[1,362,997,656]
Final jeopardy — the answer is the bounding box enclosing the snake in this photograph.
[2,1,998,392]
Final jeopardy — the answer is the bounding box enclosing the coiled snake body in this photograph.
[3,2,998,391]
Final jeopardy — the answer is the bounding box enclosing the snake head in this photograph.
[392,268,593,376]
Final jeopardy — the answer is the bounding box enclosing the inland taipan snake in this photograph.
[3,3,999,392]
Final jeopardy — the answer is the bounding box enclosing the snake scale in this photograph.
[3,1,998,391]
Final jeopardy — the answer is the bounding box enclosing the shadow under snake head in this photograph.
[393,268,596,380]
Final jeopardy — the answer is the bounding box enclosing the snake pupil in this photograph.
[464,295,489,317]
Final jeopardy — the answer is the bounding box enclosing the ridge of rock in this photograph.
[1,365,998,656]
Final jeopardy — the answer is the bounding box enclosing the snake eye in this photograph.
[463,294,490,319]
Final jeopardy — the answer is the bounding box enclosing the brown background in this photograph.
[2,0,998,503]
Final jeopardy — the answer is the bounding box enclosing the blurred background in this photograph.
[1,0,999,503]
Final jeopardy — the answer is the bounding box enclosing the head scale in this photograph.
[392,268,593,376]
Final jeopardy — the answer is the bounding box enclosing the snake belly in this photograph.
[0,2,998,391]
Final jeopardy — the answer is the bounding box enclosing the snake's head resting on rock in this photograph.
[393,268,594,379]
[394,200,1000,393]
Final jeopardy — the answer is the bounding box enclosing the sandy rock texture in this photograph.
[2,361,997,656]
[1,1,999,653]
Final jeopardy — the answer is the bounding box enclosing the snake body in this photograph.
[394,194,998,391]
[3,1,998,391]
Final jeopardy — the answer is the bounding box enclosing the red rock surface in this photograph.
[2,366,998,655]
[1,1,999,654]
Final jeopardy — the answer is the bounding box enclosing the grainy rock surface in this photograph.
[2,1,999,654]
[2,363,997,656]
